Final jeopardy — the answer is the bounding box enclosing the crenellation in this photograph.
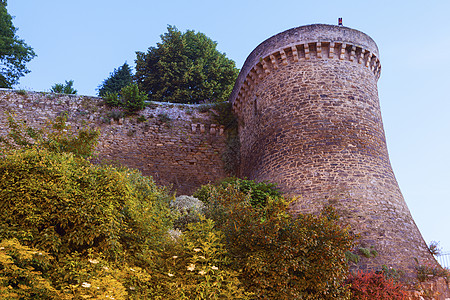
[280,49,288,65]
[291,45,299,62]
[262,58,271,74]
[340,43,347,60]
[269,54,278,69]
[329,41,335,58]
[316,42,322,58]
[304,43,310,59]
[229,24,438,279]
[350,45,356,62]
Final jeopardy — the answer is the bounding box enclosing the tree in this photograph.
[98,62,133,97]
[50,79,77,94]
[0,1,36,88]
[135,25,239,104]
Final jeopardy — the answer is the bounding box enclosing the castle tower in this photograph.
[230,24,437,274]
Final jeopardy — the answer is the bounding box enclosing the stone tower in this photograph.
[230,24,437,275]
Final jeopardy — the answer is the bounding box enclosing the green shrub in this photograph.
[0,112,99,159]
[0,239,60,299]
[194,177,281,207]
[152,217,251,299]
[120,83,147,113]
[0,148,173,262]
[50,80,77,95]
[203,184,355,299]
[104,91,120,107]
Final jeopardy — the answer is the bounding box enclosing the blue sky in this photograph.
[7,1,450,252]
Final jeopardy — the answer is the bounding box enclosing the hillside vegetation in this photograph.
[0,116,411,299]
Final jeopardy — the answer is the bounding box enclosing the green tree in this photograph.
[50,80,77,94]
[98,62,133,97]
[120,83,147,112]
[0,1,36,88]
[200,184,355,299]
[135,25,239,104]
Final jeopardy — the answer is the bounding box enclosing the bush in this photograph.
[50,80,77,94]
[347,271,407,299]
[152,217,251,299]
[202,184,355,299]
[170,195,205,231]
[0,148,173,261]
[194,177,281,207]
[120,83,147,113]
[104,91,120,107]
[102,83,147,113]
[0,112,99,159]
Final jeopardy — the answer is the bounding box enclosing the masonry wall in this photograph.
[230,24,438,276]
[0,90,228,195]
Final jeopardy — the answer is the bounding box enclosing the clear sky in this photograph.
[7,1,450,252]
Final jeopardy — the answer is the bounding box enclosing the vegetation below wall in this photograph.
[0,117,424,299]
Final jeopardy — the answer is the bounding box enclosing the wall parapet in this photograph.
[0,89,229,195]
[230,24,381,112]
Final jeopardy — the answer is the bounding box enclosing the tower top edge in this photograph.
[250,24,379,62]
[229,24,380,105]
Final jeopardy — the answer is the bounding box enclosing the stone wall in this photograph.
[0,89,228,195]
[230,24,438,277]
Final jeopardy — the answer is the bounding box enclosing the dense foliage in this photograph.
[1,118,404,298]
[0,1,36,88]
[0,112,99,158]
[194,177,281,207]
[98,63,133,97]
[135,25,239,104]
[347,271,407,299]
[50,80,77,94]
[200,183,355,299]
[102,83,147,113]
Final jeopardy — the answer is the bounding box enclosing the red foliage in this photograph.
[347,271,407,300]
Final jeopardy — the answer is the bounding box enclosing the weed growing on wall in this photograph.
[0,112,99,159]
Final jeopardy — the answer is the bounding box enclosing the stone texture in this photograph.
[230,24,438,277]
[0,90,227,195]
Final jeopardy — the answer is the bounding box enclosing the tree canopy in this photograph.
[50,80,77,94]
[135,25,239,104]
[98,62,133,97]
[0,1,36,88]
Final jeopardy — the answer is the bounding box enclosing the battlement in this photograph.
[230,24,381,112]
[231,24,438,276]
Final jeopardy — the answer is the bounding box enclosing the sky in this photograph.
[7,1,450,252]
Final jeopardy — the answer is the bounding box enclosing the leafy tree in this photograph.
[200,183,355,299]
[50,79,77,94]
[102,83,147,113]
[0,1,36,88]
[98,62,133,97]
[121,83,147,112]
[135,25,239,104]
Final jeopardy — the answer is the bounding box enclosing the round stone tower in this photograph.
[230,24,437,275]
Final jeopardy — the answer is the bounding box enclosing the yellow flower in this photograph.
[172,256,178,259]
[187,263,196,271]
[81,282,91,288]
[193,248,201,252]
[168,273,175,277]
[211,266,218,270]
[88,259,99,264]
[198,270,206,275]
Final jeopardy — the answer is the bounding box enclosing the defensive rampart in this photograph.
[230,24,438,277]
[0,89,228,195]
